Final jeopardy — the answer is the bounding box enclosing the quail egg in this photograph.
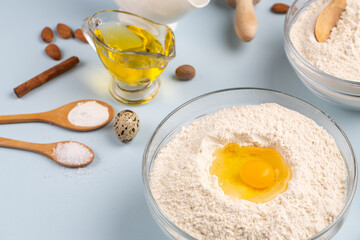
[113,110,140,143]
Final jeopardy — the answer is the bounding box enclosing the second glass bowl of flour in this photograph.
[284,0,360,109]
[143,88,357,240]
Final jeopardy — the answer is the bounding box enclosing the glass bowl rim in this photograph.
[284,0,360,87]
[142,87,358,239]
[84,9,176,60]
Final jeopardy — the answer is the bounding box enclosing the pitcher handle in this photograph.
[82,17,97,52]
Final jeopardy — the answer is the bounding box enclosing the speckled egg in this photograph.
[113,110,140,143]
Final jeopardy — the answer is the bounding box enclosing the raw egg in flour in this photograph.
[209,143,291,203]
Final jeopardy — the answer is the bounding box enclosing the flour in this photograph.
[290,0,360,82]
[150,103,347,239]
[67,101,109,127]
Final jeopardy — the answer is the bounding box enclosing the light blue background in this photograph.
[0,0,359,239]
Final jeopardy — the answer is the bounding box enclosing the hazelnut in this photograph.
[176,65,196,81]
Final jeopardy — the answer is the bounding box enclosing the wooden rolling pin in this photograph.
[226,0,261,42]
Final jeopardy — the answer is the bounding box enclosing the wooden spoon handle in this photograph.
[0,112,50,124]
[0,137,47,155]
[234,0,257,42]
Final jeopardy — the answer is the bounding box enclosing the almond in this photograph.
[41,27,54,43]
[74,29,87,43]
[56,23,72,39]
[45,44,62,60]
[176,65,196,81]
[271,3,290,14]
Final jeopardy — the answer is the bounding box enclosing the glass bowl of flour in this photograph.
[284,0,360,110]
[143,88,357,240]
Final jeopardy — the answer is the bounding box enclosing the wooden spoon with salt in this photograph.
[315,0,346,42]
[0,99,115,131]
[0,138,94,167]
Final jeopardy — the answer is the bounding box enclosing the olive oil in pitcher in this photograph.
[94,23,174,87]
[83,10,176,104]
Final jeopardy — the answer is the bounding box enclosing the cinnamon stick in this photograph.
[14,56,80,98]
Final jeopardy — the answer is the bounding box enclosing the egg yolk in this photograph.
[240,159,275,189]
[209,143,291,203]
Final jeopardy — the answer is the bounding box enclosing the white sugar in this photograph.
[53,142,93,166]
[68,101,109,127]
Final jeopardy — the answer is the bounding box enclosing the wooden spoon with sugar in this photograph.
[0,138,94,167]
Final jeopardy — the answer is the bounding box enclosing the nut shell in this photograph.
[113,110,140,143]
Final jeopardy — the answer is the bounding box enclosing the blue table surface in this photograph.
[1,0,359,239]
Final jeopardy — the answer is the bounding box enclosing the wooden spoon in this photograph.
[226,0,260,42]
[315,0,346,43]
[0,99,115,131]
[0,138,94,167]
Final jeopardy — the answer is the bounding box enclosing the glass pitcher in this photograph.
[83,10,176,105]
